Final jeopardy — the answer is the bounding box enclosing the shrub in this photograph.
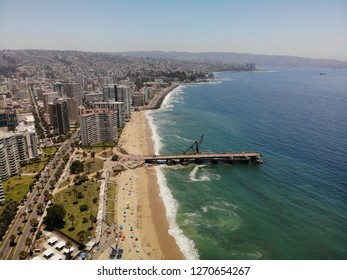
[80,204,88,212]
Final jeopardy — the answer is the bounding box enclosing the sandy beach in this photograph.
[97,111,184,260]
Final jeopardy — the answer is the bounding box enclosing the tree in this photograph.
[70,160,84,174]
[29,218,39,230]
[111,154,119,161]
[25,237,32,249]
[79,204,88,212]
[90,150,95,162]
[18,250,28,260]
[37,203,45,215]
[89,215,96,230]
[77,230,86,243]
[43,204,66,229]
[28,204,33,213]
[46,193,53,204]
[9,234,16,246]
[68,214,76,229]
[17,226,23,235]
[43,189,49,197]
[65,241,73,260]
[36,187,41,196]
[22,211,28,222]
[0,201,19,241]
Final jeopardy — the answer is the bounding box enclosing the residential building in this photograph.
[93,101,124,128]
[116,85,132,120]
[79,108,118,146]
[0,181,5,204]
[52,98,70,135]
[0,130,37,180]
[64,82,83,106]
[67,98,78,123]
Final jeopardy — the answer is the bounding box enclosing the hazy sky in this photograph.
[1,0,346,61]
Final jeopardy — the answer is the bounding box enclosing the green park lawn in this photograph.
[1,175,35,207]
[20,161,46,174]
[83,158,104,174]
[58,179,70,189]
[53,180,99,243]
[43,146,58,156]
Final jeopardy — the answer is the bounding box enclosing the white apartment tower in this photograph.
[93,101,125,128]
[79,108,118,147]
[0,131,37,180]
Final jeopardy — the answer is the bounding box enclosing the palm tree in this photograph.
[68,214,76,229]
[17,226,23,235]
[77,230,86,243]
[18,250,28,260]
[37,203,44,215]
[28,204,33,213]
[91,150,95,162]
[9,234,16,246]
[89,214,96,229]
[65,241,73,260]
[29,218,39,230]
[46,193,53,204]
[22,211,28,222]
[43,189,49,198]
[25,237,32,249]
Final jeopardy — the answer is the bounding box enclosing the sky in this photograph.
[0,0,346,61]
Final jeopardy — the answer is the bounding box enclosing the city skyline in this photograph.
[0,0,347,61]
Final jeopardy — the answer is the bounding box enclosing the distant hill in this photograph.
[116,51,347,68]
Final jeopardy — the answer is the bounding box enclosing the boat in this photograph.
[320,73,327,75]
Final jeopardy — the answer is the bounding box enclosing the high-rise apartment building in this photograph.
[116,85,132,120]
[53,82,64,97]
[52,98,70,135]
[102,84,117,102]
[79,108,118,146]
[93,101,124,128]
[103,84,132,120]
[43,92,60,112]
[64,82,83,106]
[0,182,5,204]
[0,109,18,132]
[67,98,78,123]
[0,131,37,180]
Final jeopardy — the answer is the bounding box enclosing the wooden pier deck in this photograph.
[144,152,263,165]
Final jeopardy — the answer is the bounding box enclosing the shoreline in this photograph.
[146,84,180,110]
[144,112,185,260]
[97,110,184,260]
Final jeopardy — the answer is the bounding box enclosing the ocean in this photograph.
[146,67,347,260]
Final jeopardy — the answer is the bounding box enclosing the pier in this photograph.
[144,152,263,165]
[144,135,263,166]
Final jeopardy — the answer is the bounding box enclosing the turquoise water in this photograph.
[146,67,347,260]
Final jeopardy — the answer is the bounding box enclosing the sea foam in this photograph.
[145,101,200,260]
[155,166,200,260]
[159,85,184,111]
